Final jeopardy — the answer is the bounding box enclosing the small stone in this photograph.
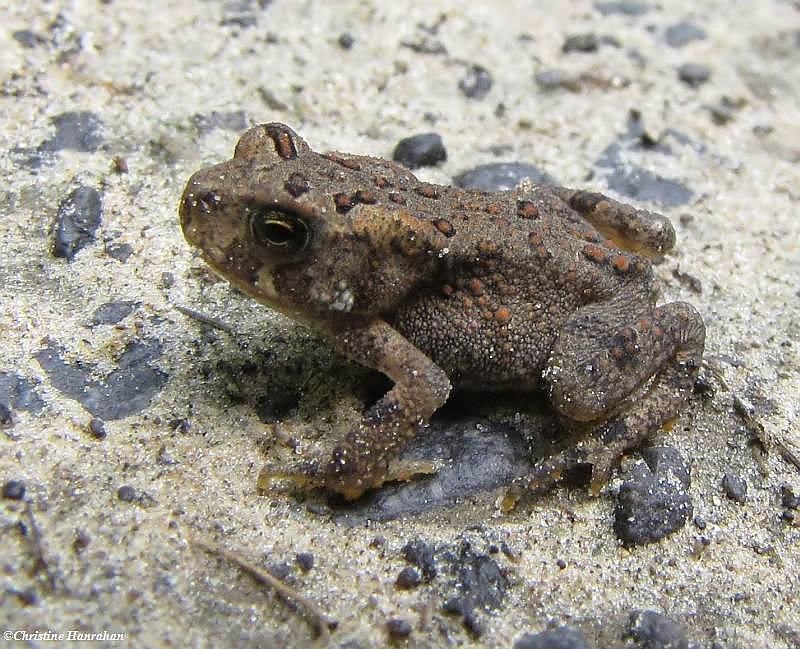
[3,480,26,500]
[603,165,693,207]
[780,485,800,510]
[514,626,591,649]
[708,97,740,125]
[678,63,711,87]
[106,242,134,262]
[402,539,437,580]
[392,133,447,169]
[160,272,175,289]
[458,65,493,99]
[594,1,649,16]
[117,485,136,502]
[52,186,103,261]
[386,618,413,640]
[463,610,483,637]
[295,552,314,572]
[0,403,12,427]
[562,33,600,53]
[0,372,45,415]
[191,111,248,134]
[73,529,91,552]
[721,473,747,503]
[12,30,47,48]
[92,301,137,326]
[88,418,107,439]
[454,162,556,192]
[338,33,354,50]
[627,610,690,649]
[38,111,104,152]
[395,567,421,589]
[614,448,693,546]
[641,446,690,487]
[664,21,706,48]
[267,562,292,580]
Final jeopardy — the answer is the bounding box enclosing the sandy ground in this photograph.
[1,1,799,648]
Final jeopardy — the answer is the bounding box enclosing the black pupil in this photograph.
[262,221,293,244]
[251,211,307,251]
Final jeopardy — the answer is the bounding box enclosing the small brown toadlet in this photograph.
[179,123,705,502]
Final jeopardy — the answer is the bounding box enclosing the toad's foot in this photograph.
[258,454,437,501]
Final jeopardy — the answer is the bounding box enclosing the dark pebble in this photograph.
[562,33,600,53]
[627,610,690,649]
[295,552,314,572]
[392,133,447,169]
[160,272,175,289]
[441,542,508,633]
[594,1,649,16]
[641,446,691,488]
[191,111,248,134]
[402,539,437,580]
[52,186,103,261]
[117,485,136,502]
[73,529,91,552]
[665,21,706,48]
[13,30,47,48]
[267,562,292,581]
[614,448,693,546]
[514,626,591,649]
[721,473,747,503]
[458,64,493,99]
[0,403,12,426]
[454,162,556,192]
[88,418,107,439]
[781,485,800,510]
[0,372,45,415]
[693,516,706,530]
[463,610,483,637]
[386,618,412,640]
[34,339,167,421]
[604,165,693,207]
[395,567,421,589]
[92,301,137,326]
[106,242,134,262]
[678,63,711,87]
[38,111,104,153]
[3,480,26,500]
[11,587,39,606]
[708,97,740,125]
[338,33,355,49]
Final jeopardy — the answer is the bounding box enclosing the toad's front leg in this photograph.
[271,319,451,500]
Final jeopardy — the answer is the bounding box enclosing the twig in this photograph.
[24,501,57,592]
[174,305,234,334]
[189,536,337,639]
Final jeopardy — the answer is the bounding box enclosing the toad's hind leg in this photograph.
[507,300,705,505]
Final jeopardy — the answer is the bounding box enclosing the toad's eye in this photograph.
[249,210,310,253]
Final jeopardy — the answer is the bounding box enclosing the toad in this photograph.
[179,123,705,501]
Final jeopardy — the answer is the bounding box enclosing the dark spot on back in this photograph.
[285,172,310,197]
